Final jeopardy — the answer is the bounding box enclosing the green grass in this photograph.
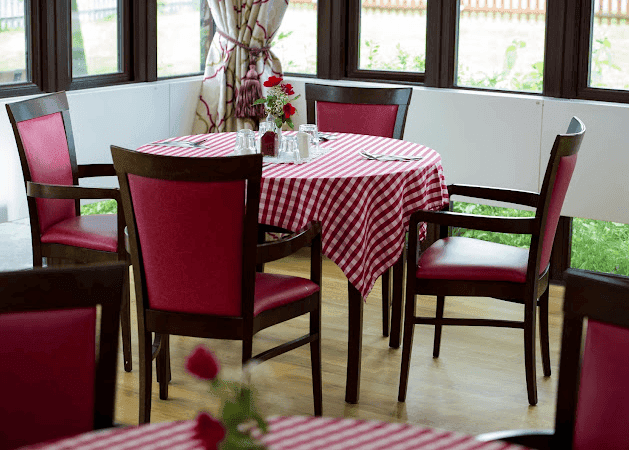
[451,202,629,276]
[80,199,629,276]
[80,199,117,215]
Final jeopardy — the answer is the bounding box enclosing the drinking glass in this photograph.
[279,135,301,163]
[298,124,320,156]
[234,129,256,155]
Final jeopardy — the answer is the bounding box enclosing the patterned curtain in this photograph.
[192,0,288,134]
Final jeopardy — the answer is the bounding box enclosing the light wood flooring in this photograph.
[114,249,565,436]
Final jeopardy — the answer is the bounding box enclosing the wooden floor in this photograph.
[114,249,564,436]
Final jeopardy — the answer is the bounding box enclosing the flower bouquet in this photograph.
[253,76,300,129]
[187,345,268,450]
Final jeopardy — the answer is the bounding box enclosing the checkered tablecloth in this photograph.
[137,132,449,300]
[23,416,527,450]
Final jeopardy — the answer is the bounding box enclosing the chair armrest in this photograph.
[410,208,539,235]
[256,221,321,265]
[77,163,116,178]
[27,182,121,201]
[476,429,554,449]
[448,184,539,208]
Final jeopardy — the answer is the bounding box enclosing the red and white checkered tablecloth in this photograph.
[137,132,449,300]
[23,416,527,450]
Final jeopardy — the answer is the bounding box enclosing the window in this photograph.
[456,0,546,93]
[157,0,212,78]
[71,0,121,77]
[272,0,317,75]
[0,0,28,85]
[358,0,427,73]
[588,0,629,90]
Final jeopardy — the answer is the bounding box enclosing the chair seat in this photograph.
[254,273,320,316]
[41,214,119,253]
[417,236,529,283]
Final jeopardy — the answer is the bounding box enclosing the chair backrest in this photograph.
[6,92,80,235]
[305,83,413,139]
[554,269,629,450]
[0,263,124,450]
[111,146,262,318]
[531,117,585,276]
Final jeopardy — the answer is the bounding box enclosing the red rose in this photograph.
[194,412,226,450]
[186,345,220,380]
[281,83,295,95]
[283,103,296,118]
[263,76,283,87]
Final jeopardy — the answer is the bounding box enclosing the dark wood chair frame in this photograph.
[305,82,414,350]
[0,262,125,431]
[5,92,133,373]
[477,269,629,449]
[111,146,323,424]
[398,117,585,406]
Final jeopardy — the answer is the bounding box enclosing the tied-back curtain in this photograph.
[192,0,288,134]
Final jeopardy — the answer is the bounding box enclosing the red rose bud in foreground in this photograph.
[282,83,295,95]
[284,103,296,118]
[194,412,226,450]
[186,345,221,380]
[263,76,283,87]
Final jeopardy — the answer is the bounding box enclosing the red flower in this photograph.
[263,76,283,87]
[281,83,295,95]
[194,412,226,450]
[283,103,296,119]
[186,345,220,380]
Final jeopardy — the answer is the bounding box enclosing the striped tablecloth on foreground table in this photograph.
[23,416,527,450]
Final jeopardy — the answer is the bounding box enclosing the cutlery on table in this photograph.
[359,150,424,161]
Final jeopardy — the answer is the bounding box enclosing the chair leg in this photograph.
[242,334,253,365]
[382,268,391,337]
[310,306,323,416]
[157,334,170,400]
[524,299,538,406]
[121,263,132,372]
[433,295,445,358]
[398,293,417,402]
[139,330,153,424]
[538,289,551,377]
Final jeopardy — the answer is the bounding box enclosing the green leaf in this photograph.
[222,400,247,427]
[286,118,294,129]
[252,98,266,105]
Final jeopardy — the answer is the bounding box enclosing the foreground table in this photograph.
[23,416,528,449]
[137,132,449,403]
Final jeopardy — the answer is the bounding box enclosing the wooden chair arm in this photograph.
[258,224,293,235]
[256,221,322,265]
[410,208,539,235]
[27,182,121,201]
[448,184,540,208]
[475,429,554,449]
[77,163,116,178]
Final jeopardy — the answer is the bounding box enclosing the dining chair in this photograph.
[0,263,124,450]
[304,82,413,339]
[5,92,133,373]
[398,117,586,406]
[477,269,629,449]
[111,146,323,423]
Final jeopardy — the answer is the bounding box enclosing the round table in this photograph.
[22,416,528,449]
[137,132,449,404]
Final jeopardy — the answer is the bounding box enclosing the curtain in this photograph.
[192,0,288,134]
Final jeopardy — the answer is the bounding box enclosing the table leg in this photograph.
[389,250,405,348]
[345,281,363,404]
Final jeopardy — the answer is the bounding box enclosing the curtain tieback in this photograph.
[218,31,270,120]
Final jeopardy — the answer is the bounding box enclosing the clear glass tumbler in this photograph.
[234,129,256,155]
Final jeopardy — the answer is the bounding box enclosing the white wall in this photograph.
[1,75,628,224]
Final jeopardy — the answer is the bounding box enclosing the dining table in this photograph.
[21,415,527,449]
[135,131,449,404]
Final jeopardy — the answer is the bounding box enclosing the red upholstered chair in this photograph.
[477,269,629,449]
[305,83,413,339]
[0,263,124,450]
[398,117,585,406]
[111,146,323,423]
[5,92,132,373]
